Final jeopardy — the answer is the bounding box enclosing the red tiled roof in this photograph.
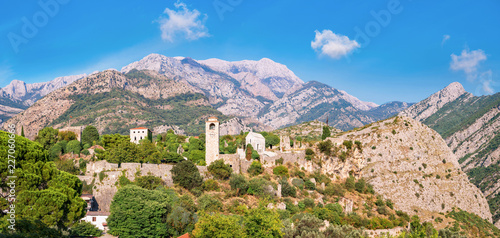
[130,127,149,130]
[178,233,190,238]
[85,211,110,216]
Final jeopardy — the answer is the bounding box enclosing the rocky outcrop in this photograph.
[399,82,500,226]
[316,116,492,223]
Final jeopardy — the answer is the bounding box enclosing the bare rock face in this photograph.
[318,116,492,223]
[219,118,252,136]
[399,82,500,226]
[0,74,87,106]
[399,82,467,121]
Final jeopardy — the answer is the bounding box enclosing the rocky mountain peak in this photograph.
[399,82,469,121]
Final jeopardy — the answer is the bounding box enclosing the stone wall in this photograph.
[83,160,208,212]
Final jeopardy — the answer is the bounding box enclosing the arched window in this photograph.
[209,123,215,130]
[134,136,136,141]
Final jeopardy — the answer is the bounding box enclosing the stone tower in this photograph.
[205,116,220,166]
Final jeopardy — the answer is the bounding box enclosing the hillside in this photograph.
[2,69,227,139]
[312,116,492,225]
[399,82,500,227]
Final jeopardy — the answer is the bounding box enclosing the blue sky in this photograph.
[1,0,499,104]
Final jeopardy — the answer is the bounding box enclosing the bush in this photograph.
[386,200,394,209]
[305,148,315,156]
[230,174,248,195]
[303,198,315,208]
[273,165,289,177]
[198,194,223,212]
[305,180,316,190]
[345,176,355,191]
[135,175,163,190]
[324,183,344,197]
[291,178,305,189]
[280,179,296,197]
[171,160,203,190]
[318,140,333,155]
[247,160,264,176]
[207,159,233,180]
[247,178,269,197]
[354,178,366,193]
[343,140,353,150]
[275,157,284,165]
[81,149,90,155]
[202,179,219,191]
[251,150,260,160]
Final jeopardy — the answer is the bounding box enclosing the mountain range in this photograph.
[400,83,500,227]
[0,53,411,137]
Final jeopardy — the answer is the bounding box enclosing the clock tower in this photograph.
[205,116,220,166]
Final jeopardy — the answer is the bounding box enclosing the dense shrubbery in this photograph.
[208,159,233,180]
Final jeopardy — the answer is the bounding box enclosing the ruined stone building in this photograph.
[246,131,265,153]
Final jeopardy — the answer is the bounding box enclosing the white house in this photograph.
[130,127,152,144]
[246,132,265,153]
[81,211,109,231]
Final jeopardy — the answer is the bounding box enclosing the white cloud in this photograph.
[158,1,209,42]
[311,30,360,59]
[441,35,450,45]
[480,70,494,94]
[450,49,487,81]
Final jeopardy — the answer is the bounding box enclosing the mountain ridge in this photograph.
[399,82,500,227]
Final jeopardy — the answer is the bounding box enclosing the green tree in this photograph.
[82,125,100,146]
[66,140,81,154]
[162,151,184,163]
[171,160,203,190]
[102,140,139,164]
[189,150,205,165]
[20,125,25,137]
[244,206,283,238]
[0,131,87,230]
[208,159,233,180]
[107,185,172,238]
[70,221,103,237]
[322,126,331,140]
[34,127,59,150]
[264,134,280,148]
[192,212,246,238]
